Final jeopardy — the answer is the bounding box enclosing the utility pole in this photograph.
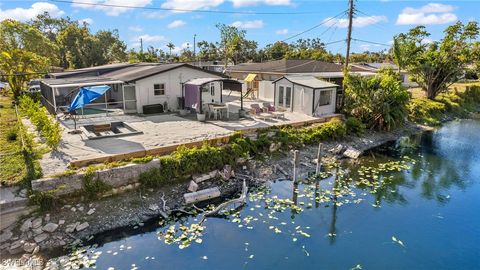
[140,38,143,53]
[193,34,197,62]
[344,0,354,71]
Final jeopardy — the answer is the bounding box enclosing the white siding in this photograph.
[200,81,222,112]
[258,80,274,101]
[274,78,337,116]
[134,67,222,113]
[313,87,336,116]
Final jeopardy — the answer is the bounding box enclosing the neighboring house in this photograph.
[350,62,417,87]
[40,62,228,115]
[187,60,233,74]
[226,59,375,106]
[273,75,338,116]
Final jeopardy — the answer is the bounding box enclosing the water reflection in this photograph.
[48,120,480,270]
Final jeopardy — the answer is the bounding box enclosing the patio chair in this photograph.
[260,102,285,119]
[250,104,274,120]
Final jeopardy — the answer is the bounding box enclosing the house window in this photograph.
[153,83,165,96]
[278,86,284,107]
[210,83,215,96]
[319,90,332,106]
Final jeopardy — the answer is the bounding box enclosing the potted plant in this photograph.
[197,112,206,121]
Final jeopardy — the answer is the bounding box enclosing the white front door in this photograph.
[277,85,292,110]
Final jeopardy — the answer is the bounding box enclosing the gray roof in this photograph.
[40,76,123,87]
[228,59,366,74]
[274,75,338,89]
[43,62,227,86]
[48,63,136,79]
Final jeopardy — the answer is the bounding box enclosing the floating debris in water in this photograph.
[392,236,406,247]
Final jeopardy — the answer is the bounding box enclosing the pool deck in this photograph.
[40,97,342,176]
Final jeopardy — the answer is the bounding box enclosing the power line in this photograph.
[49,0,329,15]
[351,38,390,47]
[281,10,348,42]
[354,9,391,33]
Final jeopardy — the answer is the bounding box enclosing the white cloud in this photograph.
[128,26,143,32]
[323,15,388,28]
[131,34,166,48]
[72,0,152,16]
[359,43,382,51]
[0,2,64,22]
[168,20,186,28]
[276,28,289,35]
[133,34,166,42]
[161,0,224,12]
[78,18,94,25]
[230,0,290,8]
[143,11,168,19]
[231,20,264,29]
[396,3,457,25]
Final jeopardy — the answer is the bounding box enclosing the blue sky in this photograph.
[1,0,479,55]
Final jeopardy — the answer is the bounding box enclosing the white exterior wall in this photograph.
[313,87,337,116]
[274,78,294,112]
[274,78,337,116]
[292,85,314,115]
[200,81,222,112]
[134,67,222,113]
[258,80,274,101]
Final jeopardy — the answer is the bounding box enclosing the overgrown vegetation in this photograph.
[343,70,410,131]
[81,167,111,199]
[139,119,346,188]
[19,95,61,149]
[0,95,42,185]
[345,117,366,135]
[408,85,480,125]
[28,190,58,212]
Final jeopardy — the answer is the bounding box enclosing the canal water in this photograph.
[49,119,480,270]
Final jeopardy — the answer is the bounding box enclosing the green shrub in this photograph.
[408,98,445,125]
[82,167,110,199]
[28,190,58,212]
[299,118,346,144]
[343,71,410,131]
[408,85,480,125]
[18,95,61,149]
[345,117,366,135]
[6,127,17,141]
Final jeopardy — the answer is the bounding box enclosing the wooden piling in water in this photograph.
[316,143,323,175]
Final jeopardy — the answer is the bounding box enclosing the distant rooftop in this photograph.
[228,59,367,74]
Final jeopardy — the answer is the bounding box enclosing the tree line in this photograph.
[1,11,478,100]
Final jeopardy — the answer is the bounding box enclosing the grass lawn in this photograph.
[0,95,43,186]
[409,81,480,99]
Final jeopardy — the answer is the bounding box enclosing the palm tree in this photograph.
[166,42,175,59]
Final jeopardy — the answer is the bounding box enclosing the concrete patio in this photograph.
[40,93,341,177]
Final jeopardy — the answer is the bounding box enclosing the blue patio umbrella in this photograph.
[68,85,111,112]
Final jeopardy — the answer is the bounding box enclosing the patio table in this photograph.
[208,103,228,120]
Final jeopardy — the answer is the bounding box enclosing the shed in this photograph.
[183,78,242,114]
[272,75,338,116]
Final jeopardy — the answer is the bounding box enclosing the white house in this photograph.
[273,75,338,116]
[40,63,228,115]
[227,59,375,109]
